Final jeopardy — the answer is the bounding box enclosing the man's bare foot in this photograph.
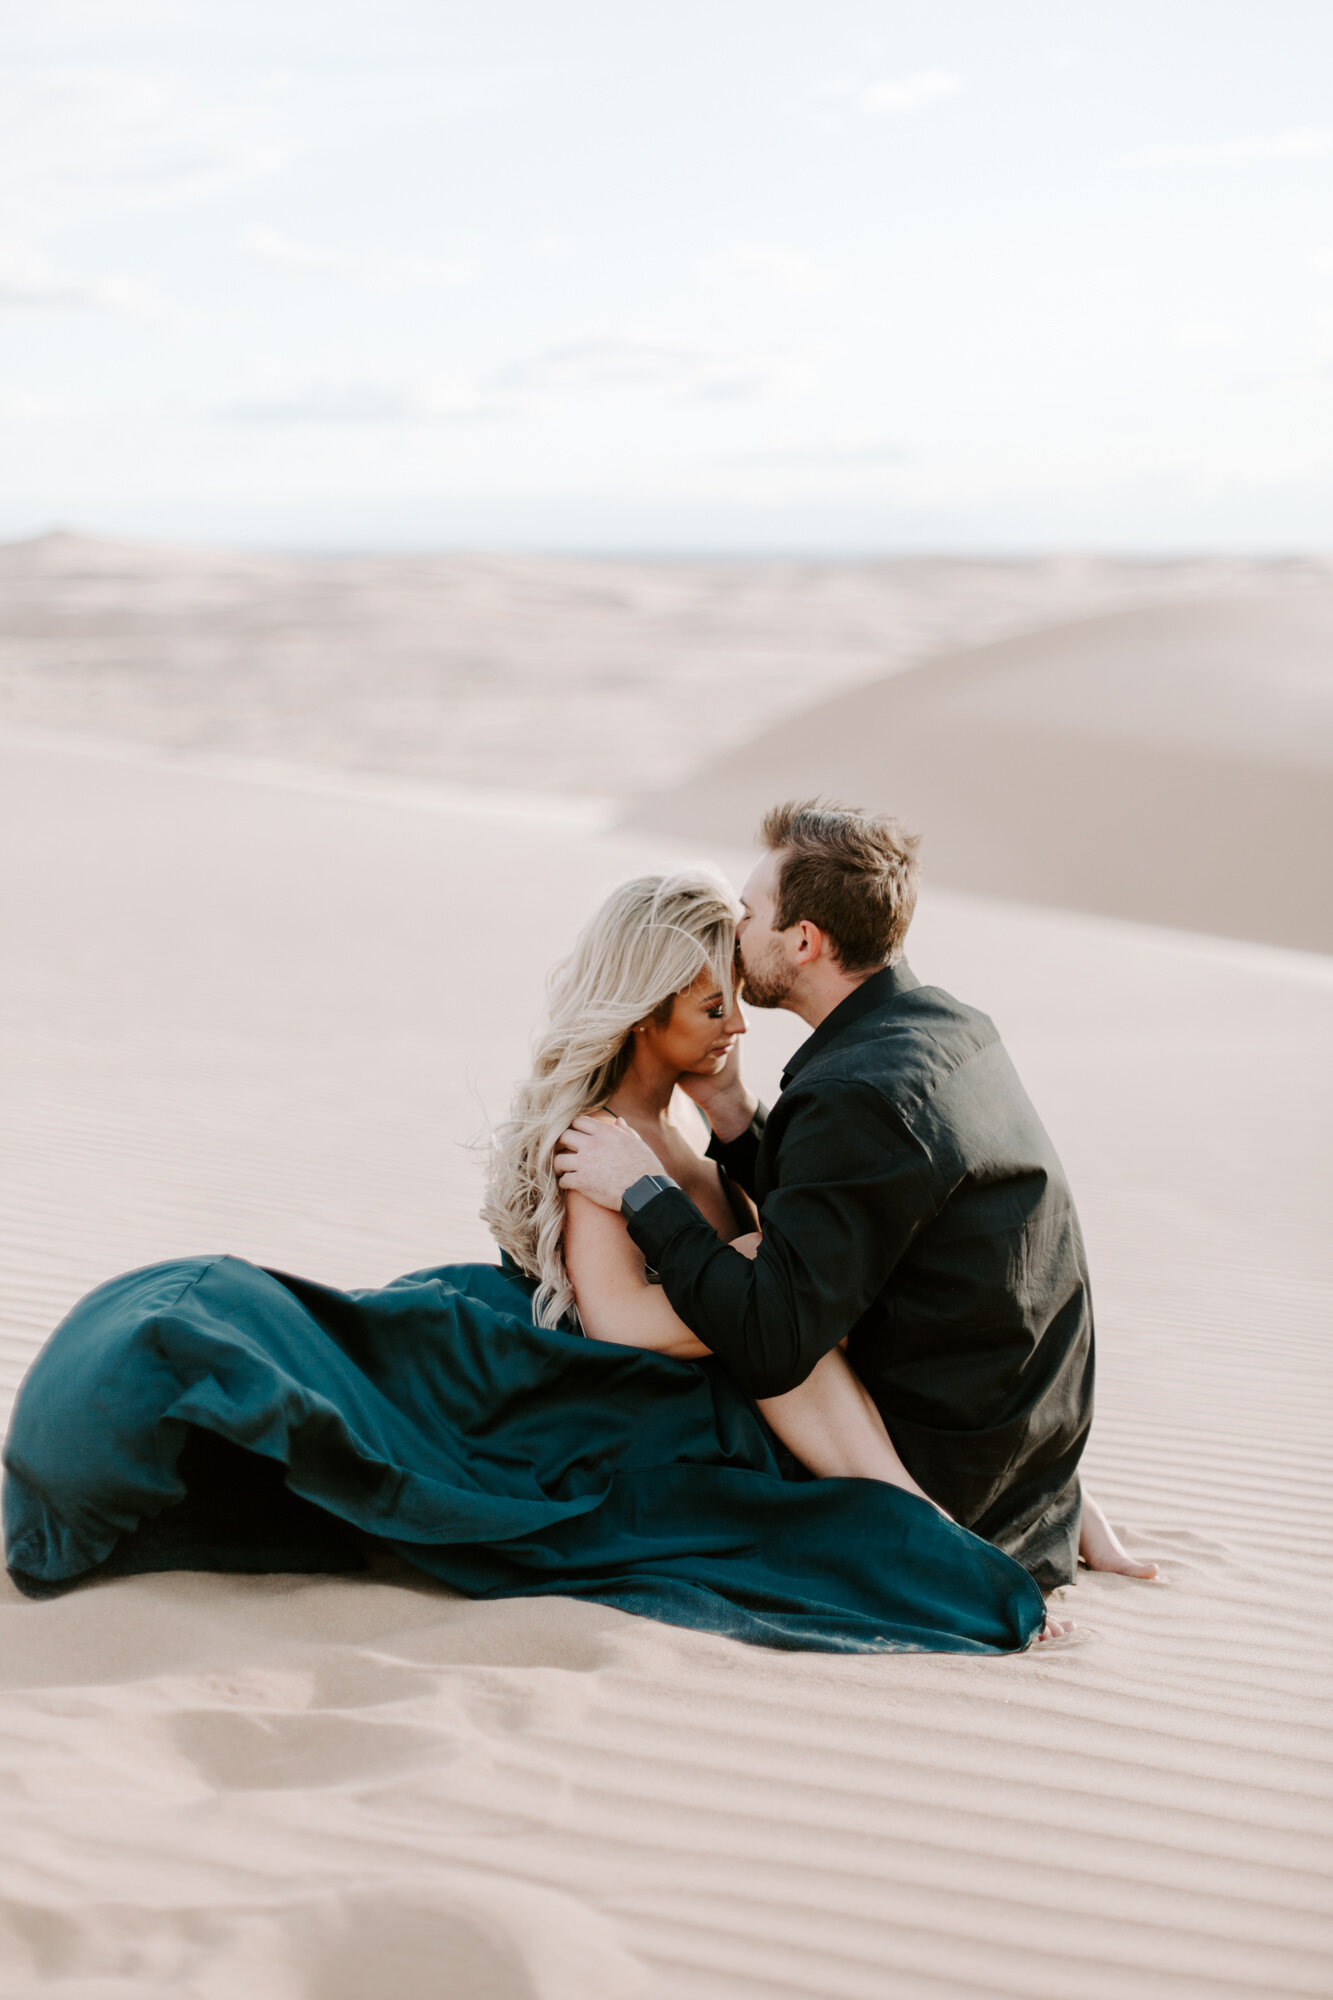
[1079,1490,1160,1579]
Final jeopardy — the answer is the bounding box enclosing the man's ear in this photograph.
[794,921,826,964]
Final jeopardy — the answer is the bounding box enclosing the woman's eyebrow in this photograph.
[702,990,724,1004]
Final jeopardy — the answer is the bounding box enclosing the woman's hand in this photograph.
[677,1045,758,1143]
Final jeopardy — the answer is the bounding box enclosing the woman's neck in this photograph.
[605,1051,678,1132]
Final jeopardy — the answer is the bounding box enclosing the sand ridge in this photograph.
[625,580,1333,953]
[1,737,1330,1997]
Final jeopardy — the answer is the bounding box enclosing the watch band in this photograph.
[620,1172,679,1219]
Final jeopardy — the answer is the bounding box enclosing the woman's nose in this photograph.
[726,1002,746,1035]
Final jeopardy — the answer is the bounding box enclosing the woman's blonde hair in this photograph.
[482,869,740,1328]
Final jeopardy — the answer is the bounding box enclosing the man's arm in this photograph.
[627,1082,939,1399]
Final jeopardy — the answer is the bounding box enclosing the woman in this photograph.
[3,873,1053,1654]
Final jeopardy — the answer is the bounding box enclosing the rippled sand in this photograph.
[2,735,1330,1998]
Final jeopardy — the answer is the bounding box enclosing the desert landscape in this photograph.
[0,534,1329,1997]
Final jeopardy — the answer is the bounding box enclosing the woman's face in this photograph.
[639,968,746,1076]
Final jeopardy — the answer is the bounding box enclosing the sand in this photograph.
[2,731,1331,1998]
[625,580,1333,954]
[0,531,1293,800]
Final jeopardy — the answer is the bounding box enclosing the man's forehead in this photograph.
[740,850,781,905]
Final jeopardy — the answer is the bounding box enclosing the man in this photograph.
[557,800,1155,1591]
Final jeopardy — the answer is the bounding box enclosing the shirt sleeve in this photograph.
[627,1080,940,1398]
[704,1102,767,1199]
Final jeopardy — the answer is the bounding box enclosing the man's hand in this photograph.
[554,1114,663,1212]
[676,1041,758,1143]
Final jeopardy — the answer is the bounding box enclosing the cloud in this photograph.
[226,338,772,427]
[228,380,488,426]
[239,226,472,289]
[239,227,358,277]
[1170,320,1241,353]
[486,339,766,403]
[1136,128,1333,165]
[0,389,66,421]
[489,340,702,395]
[737,443,908,469]
[0,64,524,231]
[0,241,159,314]
[813,68,962,125]
[719,245,834,298]
[0,66,290,226]
[859,70,962,115]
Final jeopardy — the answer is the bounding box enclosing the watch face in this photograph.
[623,1173,669,1215]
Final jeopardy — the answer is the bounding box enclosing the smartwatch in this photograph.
[620,1173,679,1219]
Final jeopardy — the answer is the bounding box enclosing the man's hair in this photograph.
[759,799,921,972]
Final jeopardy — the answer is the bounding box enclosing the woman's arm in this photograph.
[563,1189,711,1358]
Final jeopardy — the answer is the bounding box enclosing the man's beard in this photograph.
[738,937,796,1010]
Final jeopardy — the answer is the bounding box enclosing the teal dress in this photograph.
[2,1255,1045,1654]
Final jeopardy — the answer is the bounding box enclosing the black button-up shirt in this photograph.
[627,961,1094,1589]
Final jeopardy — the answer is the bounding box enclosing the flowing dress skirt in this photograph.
[3,1255,1045,1654]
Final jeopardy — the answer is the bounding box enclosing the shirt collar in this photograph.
[781,959,921,1088]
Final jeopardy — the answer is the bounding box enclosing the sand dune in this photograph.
[0,530,1287,799]
[626,582,1333,953]
[2,736,1331,1997]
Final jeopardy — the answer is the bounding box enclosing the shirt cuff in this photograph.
[623,1182,715,1266]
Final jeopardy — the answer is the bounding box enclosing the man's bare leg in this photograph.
[1079,1487,1159,1578]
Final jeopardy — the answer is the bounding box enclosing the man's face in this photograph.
[736,850,799,1009]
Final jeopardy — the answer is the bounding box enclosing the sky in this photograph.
[2,0,1332,552]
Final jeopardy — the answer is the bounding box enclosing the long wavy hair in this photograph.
[482,869,740,1328]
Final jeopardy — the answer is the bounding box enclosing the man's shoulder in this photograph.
[786,984,1004,1114]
